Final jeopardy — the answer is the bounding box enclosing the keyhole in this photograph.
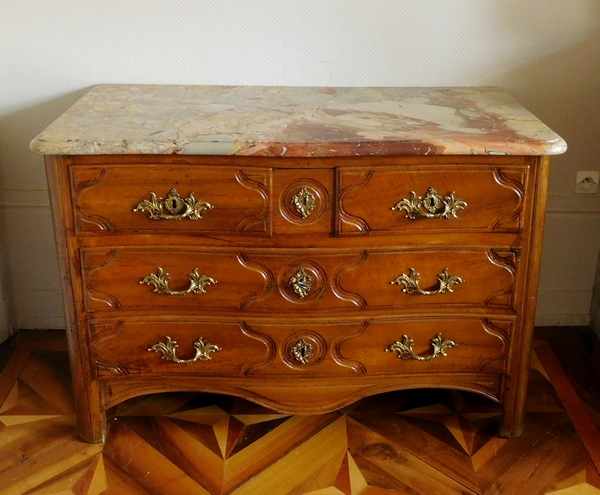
[172,199,178,209]
[427,198,435,207]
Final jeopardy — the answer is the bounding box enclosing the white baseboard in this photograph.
[535,314,591,327]
[536,289,592,328]
[16,316,66,330]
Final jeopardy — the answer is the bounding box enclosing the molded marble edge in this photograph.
[30,85,567,157]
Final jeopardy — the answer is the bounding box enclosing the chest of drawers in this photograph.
[32,86,566,443]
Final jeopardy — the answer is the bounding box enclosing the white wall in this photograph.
[1,0,599,334]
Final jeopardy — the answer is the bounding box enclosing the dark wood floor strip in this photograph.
[0,342,31,408]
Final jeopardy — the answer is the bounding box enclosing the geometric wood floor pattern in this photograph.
[1,333,600,494]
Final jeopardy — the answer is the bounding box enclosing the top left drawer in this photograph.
[70,165,272,235]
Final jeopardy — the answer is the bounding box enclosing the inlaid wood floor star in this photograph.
[1,334,599,494]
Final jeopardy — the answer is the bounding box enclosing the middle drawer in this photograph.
[82,248,517,313]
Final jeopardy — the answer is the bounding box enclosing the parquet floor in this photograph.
[1,331,600,495]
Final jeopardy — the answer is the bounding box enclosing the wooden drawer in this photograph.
[70,164,272,235]
[83,248,517,313]
[337,165,528,234]
[83,248,269,313]
[334,248,517,311]
[91,320,269,378]
[337,317,511,375]
[91,317,511,378]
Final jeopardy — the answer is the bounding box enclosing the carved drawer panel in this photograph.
[272,169,334,234]
[241,248,517,312]
[83,247,516,313]
[236,318,510,376]
[83,248,267,313]
[90,317,510,378]
[83,248,365,313]
[90,320,270,378]
[334,248,518,310]
[337,317,511,375]
[337,166,527,235]
[70,165,272,235]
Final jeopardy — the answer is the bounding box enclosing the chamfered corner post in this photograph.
[44,155,107,443]
[498,156,552,439]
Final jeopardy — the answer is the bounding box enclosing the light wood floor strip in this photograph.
[231,416,348,495]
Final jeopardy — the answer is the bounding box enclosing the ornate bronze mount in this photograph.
[140,267,216,296]
[391,268,464,296]
[291,338,314,364]
[289,268,313,298]
[149,336,221,364]
[386,333,457,361]
[292,187,316,218]
[392,187,466,220]
[134,188,213,220]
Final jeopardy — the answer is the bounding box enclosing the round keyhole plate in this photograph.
[283,332,326,368]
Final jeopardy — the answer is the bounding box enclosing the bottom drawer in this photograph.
[90,317,512,378]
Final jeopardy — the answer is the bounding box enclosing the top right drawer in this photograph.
[337,165,528,235]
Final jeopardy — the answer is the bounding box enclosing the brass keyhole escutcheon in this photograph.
[392,187,466,220]
[134,188,213,220]
[292,187,316,218]
[291,338,314,365]
[289,268,313,298]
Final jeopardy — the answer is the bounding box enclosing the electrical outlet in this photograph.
[574,171,599,194]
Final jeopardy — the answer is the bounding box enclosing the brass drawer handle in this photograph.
[140,267,216,296]
[291,338,314,364]
[292,187,316,218]
[391,268,463,296]
[386,333,457,361]
[149,336,221,364]
[134,188,213,220]
[289,268,313,298]
[392,187,466,220]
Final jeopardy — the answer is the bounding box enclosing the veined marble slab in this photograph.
[30,85,566,156]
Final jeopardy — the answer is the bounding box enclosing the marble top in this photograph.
[30,85,566,157]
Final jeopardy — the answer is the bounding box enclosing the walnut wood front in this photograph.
[91,317,511,379]
[45,154,549,443]
[337,165,527,234]
[82,248,516,313]
[71,165,272,235]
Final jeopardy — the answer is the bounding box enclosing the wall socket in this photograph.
[575,171,599,194]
